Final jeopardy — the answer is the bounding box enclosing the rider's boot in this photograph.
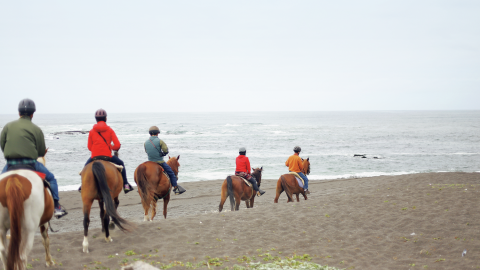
[257,189,266,196]
[173,185,186,195]
[124,183,134,194]
[304,189,310,194]
[54,200,68,218]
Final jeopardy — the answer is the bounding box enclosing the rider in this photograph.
[235,147,265,196]
[80,109,134,194]
[0,99,68,218]
[144,126,185,195]
[285,146,310,194]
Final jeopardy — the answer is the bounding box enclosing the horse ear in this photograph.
[307,157,309,161]
[45,147,49,155]
[168,155,171,159]
[177,155,180,160]
[260,166,263,171]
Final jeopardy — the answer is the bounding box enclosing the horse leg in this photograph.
[99,200,106,232]
[302,192,308,200]
[109,197,120,230]
[40,223,54,266]
[234,193,241,211]
[83,199,93,253]
[0,227,7,270]
[274,180,283,203]
[151,201,156,221]
[144,197,151,222]
[99,200,112,242]
[218,184,228,212]
[162,195,170,219]
[22,229,36,270]
[245,201,250,208]
[296,193,300,202]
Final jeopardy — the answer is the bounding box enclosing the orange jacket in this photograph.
[285,153,303,173]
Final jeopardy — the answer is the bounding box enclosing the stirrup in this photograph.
[257,190,265,197]
[174,185,186,195]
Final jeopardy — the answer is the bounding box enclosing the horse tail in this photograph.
[135,163,153,207]
[226,176,235,211]
[281,175,293,201]
[5,176,27,270]
[92,162,130,231]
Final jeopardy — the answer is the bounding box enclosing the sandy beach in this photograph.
[16,172,480,269]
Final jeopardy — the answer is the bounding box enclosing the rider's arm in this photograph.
[110,130,121,151]
[0,125,7,153]
[36,129,47,158]
[246,157,251,174]
[297,156,304,171]
[160,140,169,156]
[87,131,93,151]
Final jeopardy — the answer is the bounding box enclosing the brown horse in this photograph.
[218,167,263,212]
[134,156,180,221]
[0,150,55,269]
[80,160,132,253]
[274,158,311,203]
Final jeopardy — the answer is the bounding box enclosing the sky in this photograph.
[1,0,479,113]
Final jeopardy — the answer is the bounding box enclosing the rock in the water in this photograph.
[52,131,88,135]
[121,261,159,270]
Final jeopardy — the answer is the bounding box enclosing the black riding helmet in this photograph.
[18,98,36,115]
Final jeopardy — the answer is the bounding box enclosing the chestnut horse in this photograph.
[80,160,132,253]
[218,167,263,212]
[274,158,310,203]
[0,150,55,269]
[134,156,180,221]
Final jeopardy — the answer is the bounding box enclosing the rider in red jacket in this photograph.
[235,147,265,196]
[79,109,134,193]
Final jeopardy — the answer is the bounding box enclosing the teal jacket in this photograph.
[1,116,46,160]
[144,136,169,163]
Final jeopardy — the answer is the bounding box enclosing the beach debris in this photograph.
[121,261,159,270]
[410,233,416,236]
[462,249,467,257]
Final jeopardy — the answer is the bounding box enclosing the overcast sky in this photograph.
[1,1,479,113]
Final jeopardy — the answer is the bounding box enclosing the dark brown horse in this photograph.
[219,167,263,212]
[134,156,180,221]
[80,160,132,253]
[274,158,311,203]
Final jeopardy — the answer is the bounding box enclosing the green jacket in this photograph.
[1,116,46,160]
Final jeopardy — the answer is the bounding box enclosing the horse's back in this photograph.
[81,161,123,200]
[0,171,45,227]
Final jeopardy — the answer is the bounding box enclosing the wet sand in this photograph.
[17,172,480,269]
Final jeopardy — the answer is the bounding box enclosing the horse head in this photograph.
[252,167,263,187]
[37,147,49,166]
[167,155,181,176]
[302,158,310,175]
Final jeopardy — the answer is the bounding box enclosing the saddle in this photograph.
[288,172,304,187]
[6,165,52,193]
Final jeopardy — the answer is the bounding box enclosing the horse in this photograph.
[80,160,132,253]
[274,158,311,203]
[218,167,263,212]
[0,149,55,269]
[134,156,180,222]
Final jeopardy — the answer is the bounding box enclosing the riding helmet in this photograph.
[95,109,107,117]
[293,146,301,152]
[149,126,160,135]
[239,147,246,153]
[18,98,36,115]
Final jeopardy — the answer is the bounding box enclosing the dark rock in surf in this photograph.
[53,131,89,135]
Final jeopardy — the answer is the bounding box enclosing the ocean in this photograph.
[0,111,479,191]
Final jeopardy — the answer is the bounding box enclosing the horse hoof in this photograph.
[46,260,55,267]
[83,248,89,253]
[105,236,113,242]
[109,223,115,230]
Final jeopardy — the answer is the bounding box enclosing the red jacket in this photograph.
[88,121,121,158]
[235,155,251,174]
